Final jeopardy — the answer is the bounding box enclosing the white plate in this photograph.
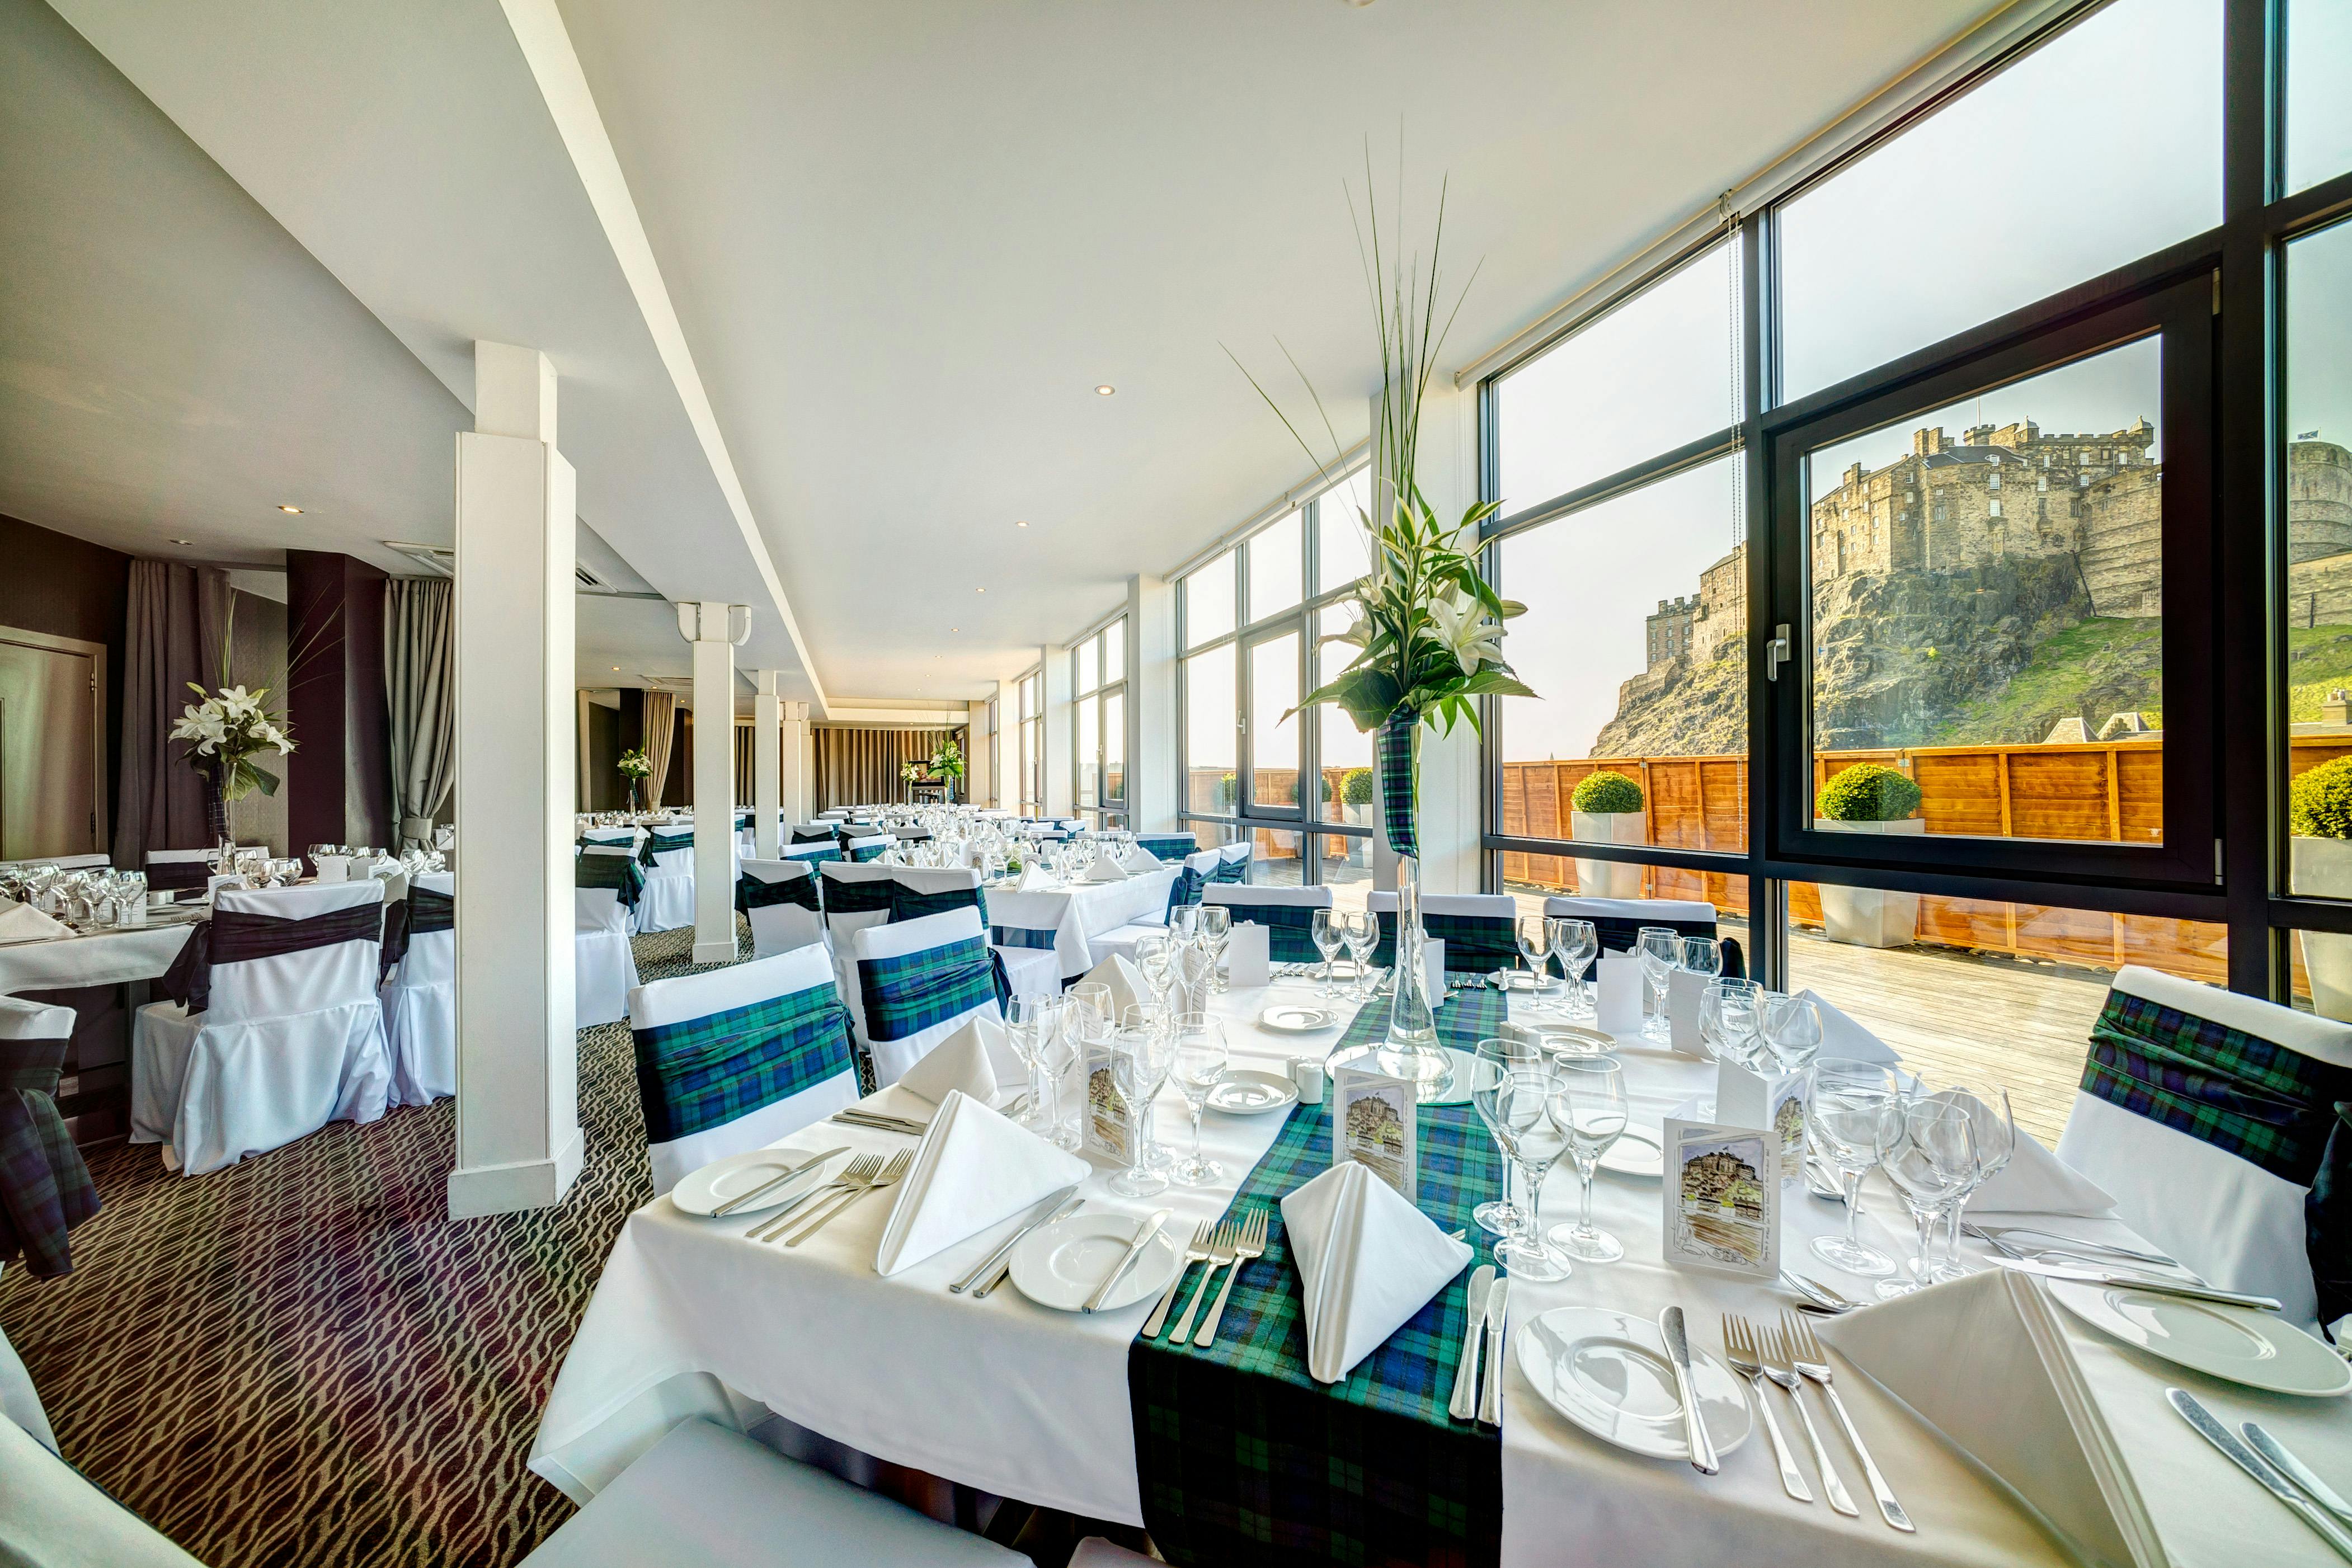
[1010,1213,1184,1312]
[1208,1071,1300,1115]
[1596,1126,1666,1178]
[1514,1306,1753,1461]
[1495,970,1559,992]
[2047,1279,2352,1396]
[1259,1004,1339,1034]
[1523,1024,1619,1058]
[670,1146,838,1219]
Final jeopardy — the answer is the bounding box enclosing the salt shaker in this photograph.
[1291,1057,1326,1105]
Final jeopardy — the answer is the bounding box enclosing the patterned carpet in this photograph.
[0,926,744,1568]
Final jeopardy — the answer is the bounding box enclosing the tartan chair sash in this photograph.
[639,830,693,867]
[576,854,646,909]
[736,871,821,914]
[824,878,897,918]
[847,840,891,863]
[791,827,836,844]
[145,858,214,892]
[2084,986,2352,1185]
[631,983,856,1144]
[378,897,410,980]
[1227,903,1326,965]
[0,1039,98,1278]
[989,924,1058,952]
[1370,911,1522,973]
[161,901,384,1016]
[894,884,982,922]
[1209,855,1249,885]
[855,936,999,1042]
[1165,865,1208,921]
[408,886,454,936]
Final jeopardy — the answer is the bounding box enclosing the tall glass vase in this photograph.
[1367,709,1451,1094]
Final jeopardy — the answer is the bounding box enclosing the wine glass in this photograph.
[1106,1016,1172,1197]
[1680,935,1723,981]
[1877,1098,1982,1298]
[1759,992,1824,1073]
[1310,908,1343,996]
[1635,927,1681,1043]
[1514,914,1552,993]
[1805,1058,1902,1277]
[1469,1038,1570,1280]
[1167,1013,1229,1186]
[1698,976,1762,1066]
[1341,911,1377,997]
[1547,917,1597,1021]
[1928,1083,2017,1280]
[1546,1057,1629,1263]
[1132,930,1175,1006]
[1197,905,1233,993]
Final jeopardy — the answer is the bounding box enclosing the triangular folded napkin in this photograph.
[897,1016,1011,1109]
[1939,1088,2114,1217]
[1117,846,1165,874]
[874,1090,1088,1278]
[1078,954,1149,1019]
[1084,858,1130,883]
[1796,988,1903,1065]
[1283,1162,1473,1383]
[0,904,68,945]
[1014,865,1053,892]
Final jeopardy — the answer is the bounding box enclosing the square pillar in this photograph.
[1129,572,1177,832]
[684,602,745,964]
[780,701,810,822]
[752,670,781,859]
[450,341,578,1219]
[1042,641,1074,817]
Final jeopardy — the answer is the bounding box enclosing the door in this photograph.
[0,635,99,860]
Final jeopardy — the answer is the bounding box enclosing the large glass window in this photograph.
[1185,552,1235,648]
[1015,670,1042,815]
[1072,620,1128,827]
[2287,0,2352,196]
[1184,643,1236,817]
[2283,220,2352,910]
[1316,470,1372,591]
[1248,511,1304,624]
[1779,0,2221,402]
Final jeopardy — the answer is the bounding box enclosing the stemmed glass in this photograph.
[1168,1012,1229,1186]
[1310,908,1343,996]
[1928,1084,2017,1281]
[1680,935,1723,984]
[1514,914,1552,993]
[1470,1037,1571,1280]
[1805,1058,1902,1277]
[1877,1098,1982,1298]
[1197,905,1233,993]
[1700,977,1765,1067]
[1758,992,1824,1073]
[1546,917,1597,1020]
[1132,931,1176,1008]
[1106,1014,1172,1197]
[1006,993,1065,1143]
[1341,911,1377,997]
[1546,1057,1629,1263]
[1635,927,1681,1043]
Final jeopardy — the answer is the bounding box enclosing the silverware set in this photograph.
[749,1151,911,1245]
[950,1186,1083,1296]
[2171,1388,2352,1559]
[1145,1208,1268,1348]
[714,1146,847,1218]
[831,1109,930,1136]
[1721,1311,1910,1530]
[1780,1271,1859,1315]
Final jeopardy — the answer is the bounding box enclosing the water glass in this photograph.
[1635,927,1680,1043]
[1877,1098,1982,1299]
[1106,1018,1172,1197]
[1310,908,1343,995]
[1679,935,1722,980]
[1928,1084,2017,1280]
[1758,992,1824,1072]
[1197,904,1233,993]
[1168,1013,1229,1186]
[1547,917,1598,1020]
[1341,911,1377,996]
[1514,915,1552,991]
[1470,1038,1570,1280]
[1699,976,1763,1067]
[1546,1057,1629,1263]
[1805,1058,1902,1277]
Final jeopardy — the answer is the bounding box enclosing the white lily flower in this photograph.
[1429,590,1504,675]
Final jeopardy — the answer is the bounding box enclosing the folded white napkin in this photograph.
[897,1016,1010,1109]
[0,905,68,945]
[874,1090,1088,1277]
[1941,1088,2114,1217]
[1015,865,1053,892]
[1797,988,1903,1065]
[1118,846,1165,874]
[1078,954,1148,1018]
[1594,949,1644,1035]
[1283,1162,1473,1383]
[1084,858,1129,883]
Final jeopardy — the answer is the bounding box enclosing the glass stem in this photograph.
[1842,1169,1868,1248]
[1578,1159,1597,1236]
[1912,1207,1935,1279]
[1191,1100,1206,1164]
[1517,1160,1543,1239]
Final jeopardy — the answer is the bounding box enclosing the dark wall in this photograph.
[661,710,691,807]
[584,700,620,811]
[285,550,392,852]
[0,514,130,837]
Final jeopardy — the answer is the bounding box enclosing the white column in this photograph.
[1129,572,1178,832]
[683,601,747,964]
[1042,641,1074,817]
[752,670,782,859]
[780,701,810,821]
[450,341,579,1219]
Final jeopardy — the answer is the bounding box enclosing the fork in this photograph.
[1724,1315,1812,1503]
[1170,1218,1239,1341]
[1194,1209,1269,1348]
[749,1153,878,1241]
[780,1151,911,1247]
[1758,1322,1857,1517]
[1142,1222,1219,1339]
[1782,1312,1911,1532]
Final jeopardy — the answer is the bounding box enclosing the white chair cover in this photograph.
[740,859,826,958]
[1365,891,1520,919]
[380,870,455,1105]
[629,945,858,1196]
[576,886,641,1029]
[2055,965,2352,1330]
[1206,885,1335,908]
[839,908,1000,1089]
[818,861,902,941]
[1541,894,1718,922]
[131,881,392,1175]
[635,833,698,934]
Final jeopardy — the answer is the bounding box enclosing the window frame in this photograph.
[1071,618,1130,827]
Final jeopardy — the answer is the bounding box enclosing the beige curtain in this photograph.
[384,577,455,846]
[812,726,962,811]
[641,690,676,804]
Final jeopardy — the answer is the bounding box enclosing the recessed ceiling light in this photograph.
[1094,385,1115,396]
[976,587,986,593]
[1015,520,1029,528]
[277,504,303,514]
[610,666,620,672]
[170,538,193,545]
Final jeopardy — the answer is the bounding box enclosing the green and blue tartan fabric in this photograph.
[848,840,891,863]
[1130,985,1506,1568]
[576,854,645,909]
[1220,903,1324,965]
[630,982,858,1144]
[785,844,844,865]
[2085,986,2352,1185]
[825,874,984,925]
[821,877,897,919]
[0,1037,98,1278]
[894,884,982,922]
[855,936,998,1042]
[1139,834,1199,863]
[735,869,820,912]
[1370,912,1521,974]
[1210,851,1250,885]
[638,830,693,867]
[989,923,1058,952]
[1377,710,1419,864]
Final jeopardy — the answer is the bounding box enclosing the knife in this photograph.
[2246,1422,2352,1523]
[1478,1278,1510,1426]
[712,1146,847,1217]
[970,1197,1084,1300]
[949,1184,1083,1294]
[2170,1389,2352,1561]
[1083,1208,1173,1313]
[1989,1255,2283,1312]
[1449,1266,1494,1421]
[1660,1306,1719,1475]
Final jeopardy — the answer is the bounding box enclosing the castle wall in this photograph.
[2290,442,2352,564]
[2080,467,2163,616]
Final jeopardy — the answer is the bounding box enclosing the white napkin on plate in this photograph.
[1797,988,1903,1065]
[1014,865,1053,892]
[1594,949,1644,1035]
[874,1090,1088,1277]
[1084,858,1129,883]
[1283,1162,1473,1383]
[897,1016,1010,1109]
[0,905,68,945]
[1950,1088,2114,1217]
[1118,846,1165,874]
[1078,954,1148,1018]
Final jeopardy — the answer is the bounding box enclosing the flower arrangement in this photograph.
[930,738,966,784]
[618,748,652,782]
[171,682,294,802]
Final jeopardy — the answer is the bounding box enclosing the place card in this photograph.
[1332,1062,1417,1203]
[1081,1039,1139,1167]
[1422,936,1446,1002]
[1594,949,1643,1035]
[1715,1058,1809,1185]
[1226,922,1271,989]
[1662,1116,1780,1279]
[1666,967,1709,1056]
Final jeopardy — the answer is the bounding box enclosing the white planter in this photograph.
[2295,836,2352,1020]
[1814,817,1925,947]
[1571,809,1647,900]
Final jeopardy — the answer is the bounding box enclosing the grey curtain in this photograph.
[384,578,455,847]
[642,691,677,804]
[813,726,961,811]
[113,561,228,865]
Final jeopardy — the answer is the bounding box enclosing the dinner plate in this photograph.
[2047,1278,2352,1396]
[1514,1306,1753,1461]
[1207,1071,1299,1115]
[1010,1213,1183,1312]
[1259,1004,1339,1034]
[670,1146,838,1219]
[1494,970,1559,993]
[1596,1126,1666,1178]
[1523,1024,1618,1059]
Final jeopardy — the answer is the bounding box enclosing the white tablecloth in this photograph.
[981,869,1176,978]
[0,922,194,995]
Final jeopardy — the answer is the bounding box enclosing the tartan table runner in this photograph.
[1130,985,1508,1568]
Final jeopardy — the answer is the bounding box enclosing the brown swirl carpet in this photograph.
[0,926,739,1568]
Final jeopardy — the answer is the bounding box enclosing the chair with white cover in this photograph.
[576,864,642,1030]
[0,1407,208,1567]
[633,828,697,933]
[1367,890,1523,973]
[838,907,1006,1089]
[1203,883,1333,964]
[737,859,825,958]
[2055,964,2352,1331]
[379,872,454,1105]
[143,847,220,894]
[131,881,392,1175]
[817,860,907,942]
[0,997,96,1279]
[516,1417,1020,1568]
[629,945,860,1197]
[1211,840,1252,883]
[1541,894,1730,978]
[3,853,111,872]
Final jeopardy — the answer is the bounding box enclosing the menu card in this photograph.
[1082,1038,1139,1166]
[1661,1115,1780,1279]
[1332,1062,1417,1203]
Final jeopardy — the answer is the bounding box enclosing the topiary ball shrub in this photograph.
[2293,757,2352,839]
[1572,770,1644,815]
[1817,762,1923,823]
[1342,767,1376,806]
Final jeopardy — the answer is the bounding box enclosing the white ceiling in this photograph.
[21,0,2002,707]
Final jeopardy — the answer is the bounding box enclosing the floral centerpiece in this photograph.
[617,747,652,812]
[171,682,294,807]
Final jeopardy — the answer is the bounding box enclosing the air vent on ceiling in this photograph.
[384,542,662,599]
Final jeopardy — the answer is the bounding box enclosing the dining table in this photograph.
[531,969,2352,1568]
[981,865,1178,980]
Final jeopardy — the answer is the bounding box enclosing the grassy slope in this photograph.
[2287,625,2352,721]
[1932,616,2162,745]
